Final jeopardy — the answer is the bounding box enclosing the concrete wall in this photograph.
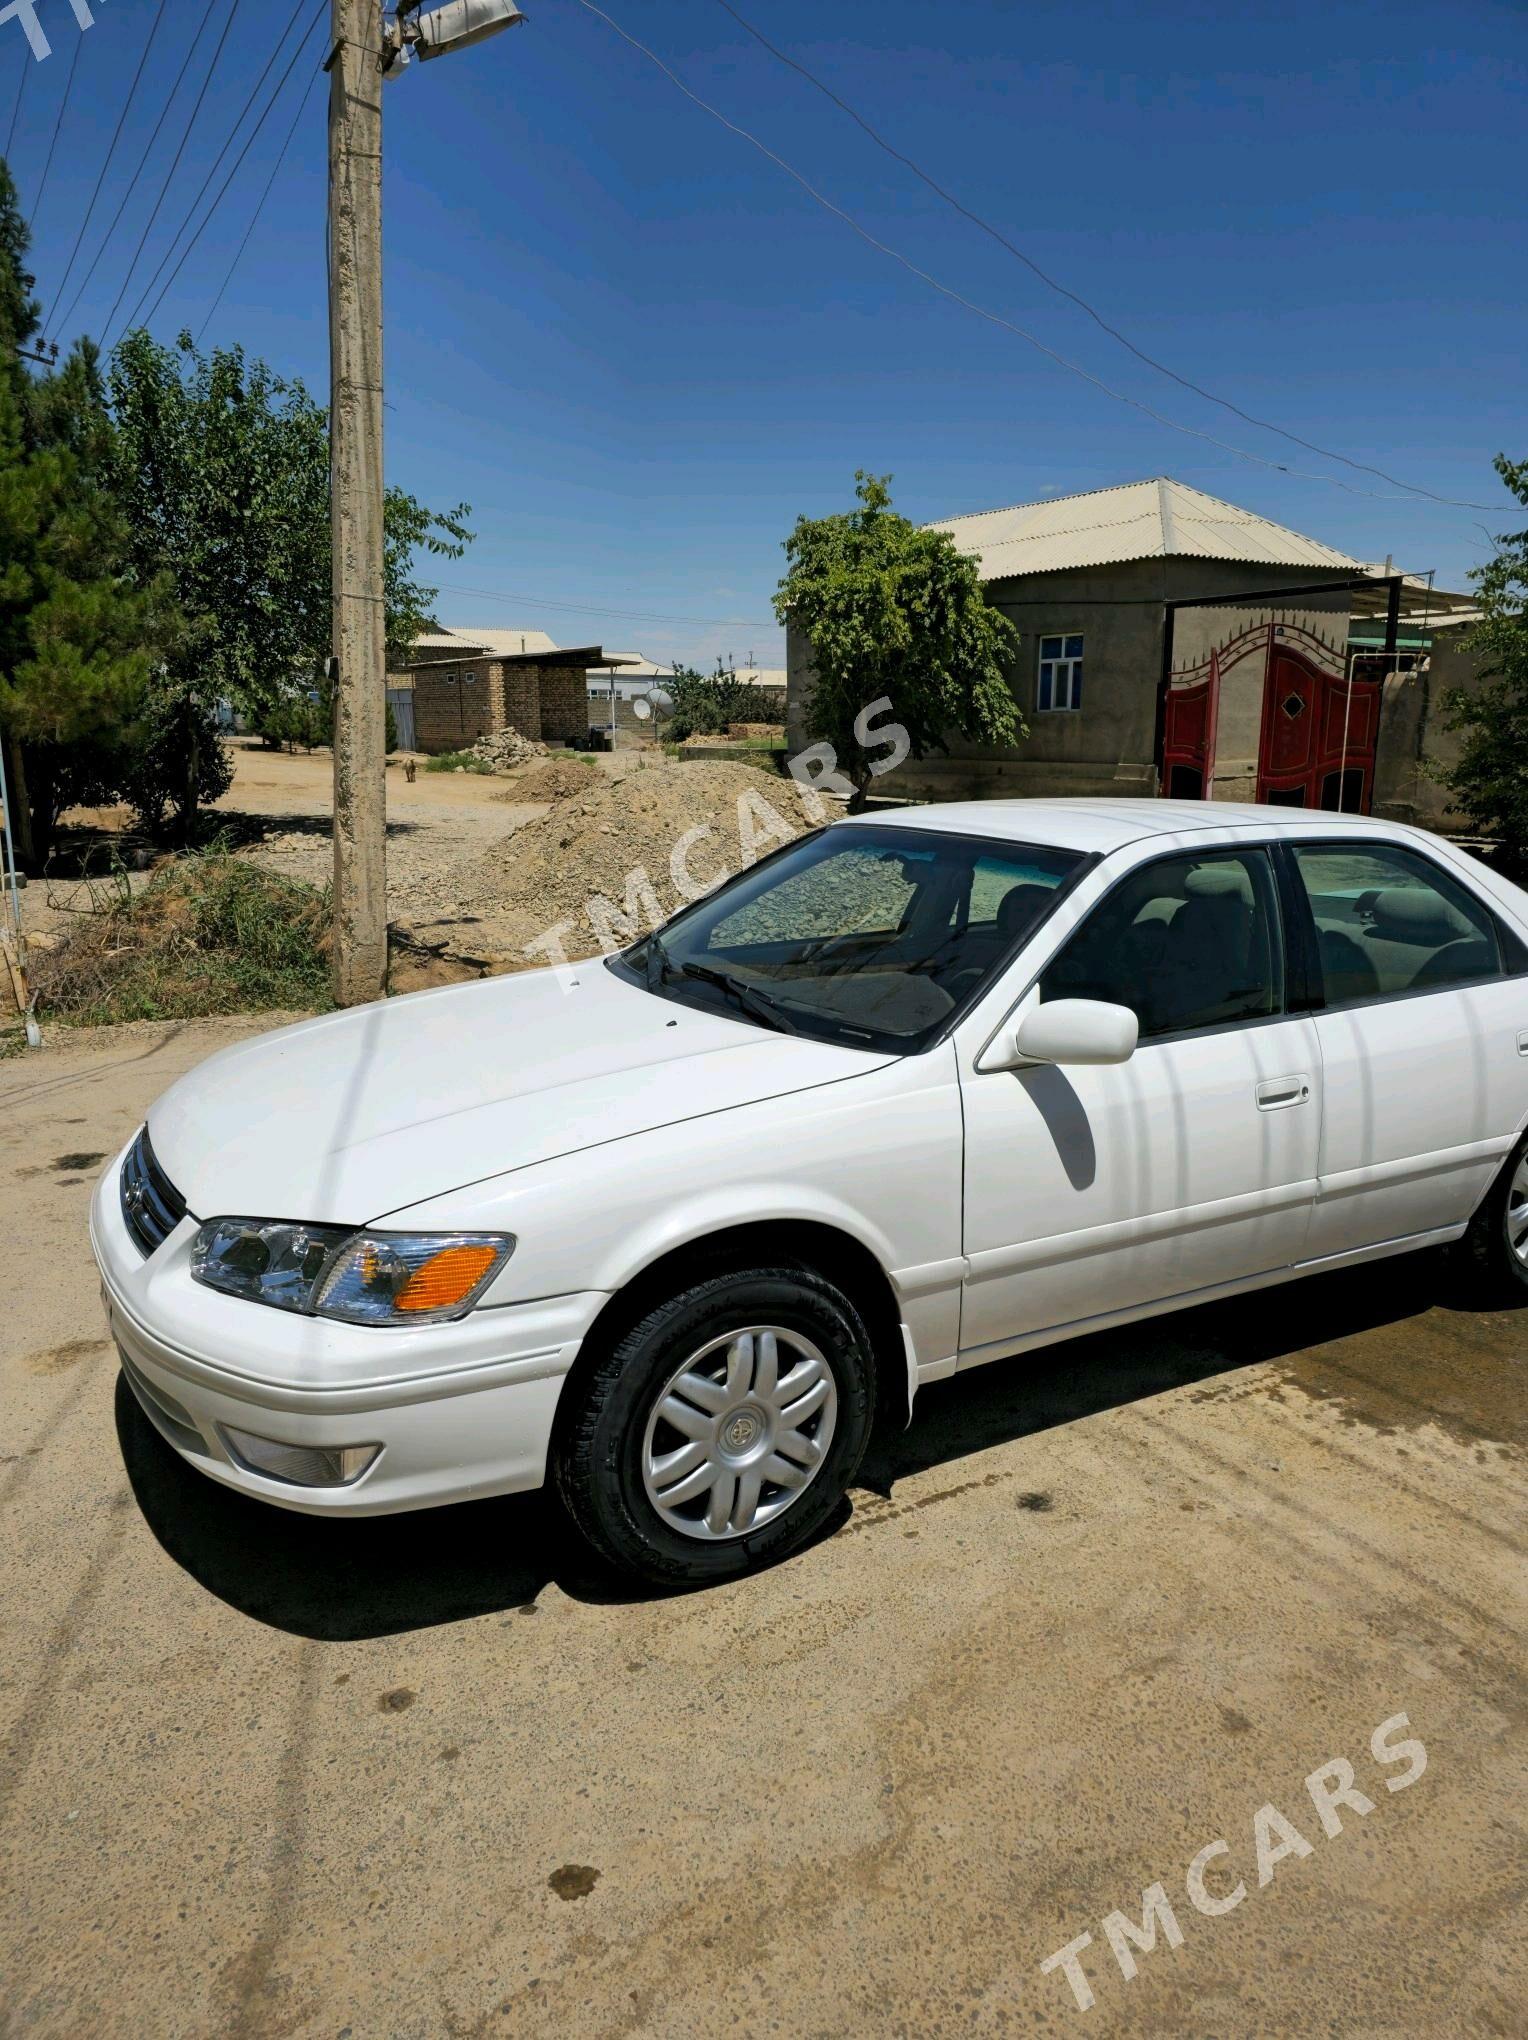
[787,557,1359,803]
[1372,622,1489,832]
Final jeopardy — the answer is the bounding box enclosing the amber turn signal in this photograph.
[394,1242,502,1313]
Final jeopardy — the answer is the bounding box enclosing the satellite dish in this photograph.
[632,697,652,720]
[646,688,674,716]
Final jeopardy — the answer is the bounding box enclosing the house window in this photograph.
[1038,634,1084,712]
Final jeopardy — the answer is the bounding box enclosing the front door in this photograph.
[1257,649,1380,812]
[958,845,1322,1357]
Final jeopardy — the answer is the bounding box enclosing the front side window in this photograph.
[1041,849,1284,1039]
[620,825,1084,1052]
[1038,633,1084,712]
[1290,844,1504,1003]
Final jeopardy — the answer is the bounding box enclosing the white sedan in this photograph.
[92,800,1528,1585]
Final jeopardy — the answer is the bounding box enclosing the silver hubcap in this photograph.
[640,1325,838,1542]
[1508,1153,1528,1268]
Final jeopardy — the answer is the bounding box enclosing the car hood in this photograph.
[147,963,889,1224]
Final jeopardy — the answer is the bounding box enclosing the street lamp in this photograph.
[386,0,525,70]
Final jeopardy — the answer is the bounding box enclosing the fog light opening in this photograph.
[219,1427,382,1488]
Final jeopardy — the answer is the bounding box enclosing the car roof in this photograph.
[845,797,1413,857]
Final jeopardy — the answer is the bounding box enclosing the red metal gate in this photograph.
[1161,650,1218,800]
[1256,648,1379,811]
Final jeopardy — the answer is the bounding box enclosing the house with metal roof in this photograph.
[787,477,1477,819]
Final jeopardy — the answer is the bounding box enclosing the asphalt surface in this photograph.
[3,1018,1525,2038]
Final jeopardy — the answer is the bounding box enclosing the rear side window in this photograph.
[1041,849,1284,1040]
[1290,844,1503,1003]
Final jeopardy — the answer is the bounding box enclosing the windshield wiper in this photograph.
[641,935,801,1036]
[676,960,802,1035]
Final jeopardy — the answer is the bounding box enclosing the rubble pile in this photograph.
[467,727,548,771]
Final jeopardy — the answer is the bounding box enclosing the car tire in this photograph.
[553,1266,878,1586]
[1461,1128,1528,1300]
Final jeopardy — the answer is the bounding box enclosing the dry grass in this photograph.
[29,849,332,1026]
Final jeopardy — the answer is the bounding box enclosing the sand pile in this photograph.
[496,757,601,804]
[461,759,822,959]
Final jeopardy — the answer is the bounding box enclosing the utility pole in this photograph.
[328,0,386,1004]
[326,0,525,1005]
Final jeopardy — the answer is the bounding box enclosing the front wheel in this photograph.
[553,1267,877,1586]
[1461,1129,1528,1300]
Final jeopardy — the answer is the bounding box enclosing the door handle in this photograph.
[1518,1030,1528,1057]
[1256,1075,1311,1110]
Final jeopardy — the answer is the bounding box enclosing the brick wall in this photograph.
[499,663,541,734]
[412,663,492,752]
[406,656,595,748]
[538,665,589,743]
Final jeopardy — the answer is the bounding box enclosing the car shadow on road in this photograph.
[115,1376,623,1641]
[860,1249,1520,1493]
[117,1251,1516,1640]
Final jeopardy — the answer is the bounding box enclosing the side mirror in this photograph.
[985,997,1139,1070]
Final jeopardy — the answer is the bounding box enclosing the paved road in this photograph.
[3,1020,1525,2037]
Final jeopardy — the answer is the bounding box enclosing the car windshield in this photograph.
[615,824,1086,1052]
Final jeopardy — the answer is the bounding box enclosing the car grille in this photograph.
[120,1127,187,1257]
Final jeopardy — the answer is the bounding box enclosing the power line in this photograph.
[26,15,84,228]
[196,66,319,344]
[117,0,319,345]
[46,0,171,343]
[52,0,222,340]
[99,0,240,350]
[133,6,327,337]
[4,39,28,157]
[710,0,1478,513]
[573,0,1503,517]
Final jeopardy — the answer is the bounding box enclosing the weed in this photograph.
[423,750,495,775]
[29,848,332,1026]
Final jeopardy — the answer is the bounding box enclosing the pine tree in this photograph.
[0,159,173,867]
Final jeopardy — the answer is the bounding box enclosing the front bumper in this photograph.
[92,1143,603,1517]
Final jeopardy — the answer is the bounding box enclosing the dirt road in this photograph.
[19,743,555,954]
[3,1019,1525,2036]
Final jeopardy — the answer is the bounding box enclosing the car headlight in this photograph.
[190,1220,514,1324]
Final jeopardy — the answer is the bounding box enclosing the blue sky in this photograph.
[5,0,1525,668]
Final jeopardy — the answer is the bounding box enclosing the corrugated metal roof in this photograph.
[443,625,561,656]
[927,478,1366,581]
[594,653,673,678]
[588,656,786,685]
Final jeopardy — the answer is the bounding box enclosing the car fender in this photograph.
[394,1046,967,1375]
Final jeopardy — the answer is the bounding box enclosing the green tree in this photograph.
[666,660,769,741]
[1439,454,1528,868]
[0,162,175,867]
[107,330,469,835]
[774,472,1022,805]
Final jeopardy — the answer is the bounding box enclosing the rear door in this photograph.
[956,841,1322,1358]
[1285,839,1528,1258]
